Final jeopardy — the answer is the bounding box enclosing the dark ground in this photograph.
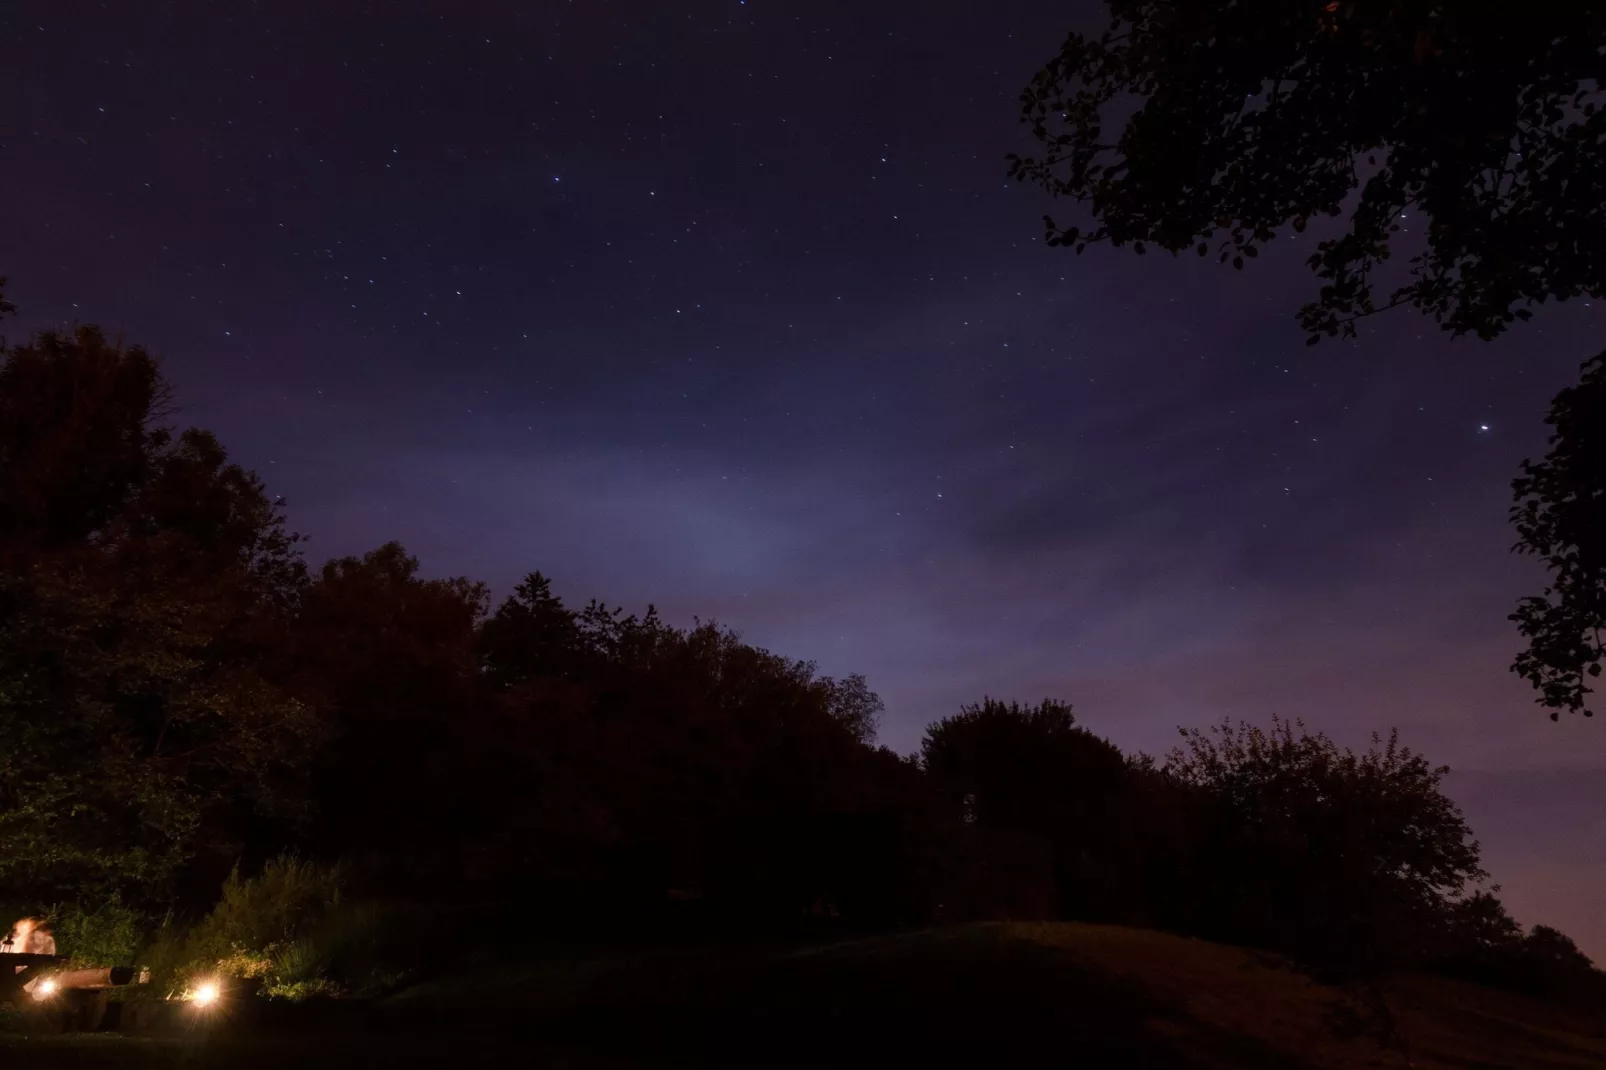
[4,924,1603,1069]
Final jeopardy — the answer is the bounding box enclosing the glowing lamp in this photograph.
[191,980,221,1007]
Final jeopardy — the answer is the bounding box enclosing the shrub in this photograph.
[190,856,344,960]
[47,896,147,966]
[150,856,341,999]
[137,914,197,999]
[154,856,414,1001]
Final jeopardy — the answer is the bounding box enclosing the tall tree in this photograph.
[1010,3,1606,716]
[0,327,170,559]
[290,542,488,877]
[0,327,315,907]
[1163,717,1485,975]
[921,699,1125,833]
[921,699,1132,918]
[478,577,893,923]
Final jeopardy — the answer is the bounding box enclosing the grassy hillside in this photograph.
[4,922,1603,1068]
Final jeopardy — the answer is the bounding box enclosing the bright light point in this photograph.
[1479,424,1490,432]
[34,978,59,1000]
[192,981,221,1006]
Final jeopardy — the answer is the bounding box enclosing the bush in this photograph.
[137,915,195,999]
[48,896,146,966]
[191,856,344,960]
[151,856,415,1001]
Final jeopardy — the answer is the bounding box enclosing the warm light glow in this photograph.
[33,978,59,1001]
[191,980,221,1007]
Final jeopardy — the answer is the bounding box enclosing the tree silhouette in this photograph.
[0,326,172,556]
[1010,3,1606,717]
[1163,716,1485,976]
[921,699,1123,833]
[0,328,315,906]
[1511,356,1606,716]
[1010,3,1606,341]
[290,542,489,881]
[1438,891,1606,1001]
[921,699,1133,918]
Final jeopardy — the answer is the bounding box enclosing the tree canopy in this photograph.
[1510,356,1606,717]
[921,699,1125,837]
[1163,717,1483,975]
[1009,2,1606,342]
[1010,2,1606,716]
[0,328,315,905]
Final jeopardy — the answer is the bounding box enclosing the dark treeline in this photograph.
[1,317,1599,1004]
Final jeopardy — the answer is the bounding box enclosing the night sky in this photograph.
[5,2,1602,957]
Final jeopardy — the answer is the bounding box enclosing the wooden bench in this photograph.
[3,954,147,1032]
[0,952,64,1005]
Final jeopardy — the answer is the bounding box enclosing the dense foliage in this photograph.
[1009,2,1606,342]
[1510,355,1606,717]
[921,700,1138,920]
[1009,3,1606,717]
[1162,718,1483,976]
[0,311,1596,1000]
[0,327,316,906]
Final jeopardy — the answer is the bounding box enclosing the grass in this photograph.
[4,922,1603,1068]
